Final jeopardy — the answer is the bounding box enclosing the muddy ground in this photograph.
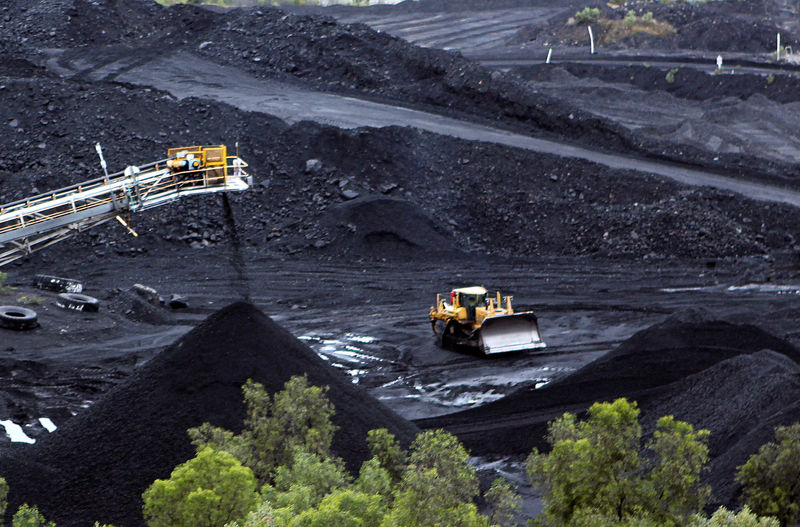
[3,0,800,524]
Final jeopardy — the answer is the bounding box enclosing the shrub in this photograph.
[736,423,800,526]
[666,67,679,83]
[574,7,601,24]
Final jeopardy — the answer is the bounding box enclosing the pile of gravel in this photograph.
[0,302,418,527]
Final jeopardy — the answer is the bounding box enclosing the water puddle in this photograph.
[661,283,800,295]
[375,365,571,418]
[299,333,386,380]
[0,420,36,444]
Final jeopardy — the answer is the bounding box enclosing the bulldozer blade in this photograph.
[478,312,546,355]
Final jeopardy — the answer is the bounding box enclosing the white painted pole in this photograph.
[95,143,109,179]
[546,48,553,64]
[588,25,595,54]
[777,32,781,60]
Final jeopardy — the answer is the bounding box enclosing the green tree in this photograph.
[647,415,710,523]
[736,423,800,526]
[485,477,520,527]
[366,429,407,485]
[689,506,779,527]
[354,457,393,500]
[263,449,351,511]
[190,376,337,484]
[527,398,710,527]
[142,447,258,527]
[0,476,8,518]
[290,490,387,527]
[381,429,488,527]
[12,504,55,527]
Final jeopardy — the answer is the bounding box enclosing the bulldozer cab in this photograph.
[454,287,487,322]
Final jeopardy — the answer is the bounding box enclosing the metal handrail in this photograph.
[0,157,249,236]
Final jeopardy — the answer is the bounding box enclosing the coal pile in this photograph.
[319,195,456,257]
[418,313,800,457]
[0,302,418,527]
[640,350,800,508]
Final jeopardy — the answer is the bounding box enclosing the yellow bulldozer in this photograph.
[430,286,545,355]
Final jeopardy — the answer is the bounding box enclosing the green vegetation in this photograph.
[188,375,337,484]
[4,372,796,526]
[767,74,776,85]
[689,506,779,527]
[0,272,12,295]
[12,505,56,527]
[526,398,710,527]
[142,447,258,527]
[148,376,501,527]
[574,7,601,25]
[736,423,800,526]
[601,11,674,44]
[666,67,679,84]
[16,295,43,305]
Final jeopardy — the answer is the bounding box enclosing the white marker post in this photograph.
[588,25,595,54]
[95,143,109,179]
[716,55,723,71]
[777,32,781,61]
[546,47,553,64]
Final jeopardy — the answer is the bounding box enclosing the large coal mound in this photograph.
[0,302,418,527]
[418,315,800,455]
[641,350,800,508]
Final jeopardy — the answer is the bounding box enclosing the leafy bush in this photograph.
[736,423,800,526]
[624,10,637,28]
[527,398,710,527]
[142,447,258,527]
[189,375,337,484]
[690,506,779,527]
[574,7,601,24]
[12,505,55,527]
[666,67,679,83]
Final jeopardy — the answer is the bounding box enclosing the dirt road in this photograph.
[43,48,800,207]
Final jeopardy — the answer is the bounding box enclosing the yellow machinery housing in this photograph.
[430,286,545,355]
[0,145,249,267]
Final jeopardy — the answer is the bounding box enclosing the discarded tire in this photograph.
[33,274,83,293]
[56,293,100,313]
[0,306,39,330]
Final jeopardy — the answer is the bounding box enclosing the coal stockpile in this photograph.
[417,314,800,457]
[640,350,800,508]
[0,302,418,527]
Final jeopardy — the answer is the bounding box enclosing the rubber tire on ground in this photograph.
[32,274,83,293]
[56,293,100,313]
[0,305,39,330]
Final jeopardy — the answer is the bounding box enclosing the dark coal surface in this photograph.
[5,65,800,263]
[517,62,800,105]
[640,349,800,509]
[0,302,418,527]
[418,313,800,457]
